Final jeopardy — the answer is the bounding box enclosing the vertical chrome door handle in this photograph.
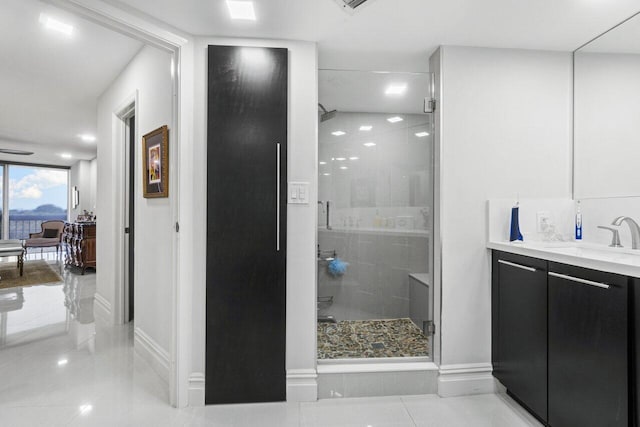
[276,142,281,252]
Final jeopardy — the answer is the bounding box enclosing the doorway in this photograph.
[122,107,136,324]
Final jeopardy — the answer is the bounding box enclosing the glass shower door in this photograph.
[316,70,435,361]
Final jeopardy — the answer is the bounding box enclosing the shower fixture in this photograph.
[318,104,337,122]
[318,200,332,230]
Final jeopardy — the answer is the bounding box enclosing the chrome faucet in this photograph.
[612,216,640,249]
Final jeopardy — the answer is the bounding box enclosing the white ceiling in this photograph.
[4,0,640,166]
[580,12,640,54]
[110,0,640,69]
[0,0,143,166]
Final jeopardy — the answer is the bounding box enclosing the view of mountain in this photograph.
[8,204,67,216]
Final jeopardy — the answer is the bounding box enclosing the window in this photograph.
[4,165,68,239]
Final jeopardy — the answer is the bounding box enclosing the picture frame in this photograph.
[142,125,169,198]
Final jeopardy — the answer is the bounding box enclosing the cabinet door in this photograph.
[206,45,288,404]
[548,263,628,427]
[493,252,548,422]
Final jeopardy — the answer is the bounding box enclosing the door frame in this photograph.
[53,0,191,408]
[114,95,137,325]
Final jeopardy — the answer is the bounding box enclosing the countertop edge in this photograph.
[487,241,640,279]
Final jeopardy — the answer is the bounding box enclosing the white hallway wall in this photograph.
[69,158,97,217]
[96,45,174,379]
[189,37,318,403]
[433,46,573,392]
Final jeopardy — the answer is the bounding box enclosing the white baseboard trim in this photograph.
[93,293,112,324]
[134,327,170,384]
[437,363,497,398]
[188,372,205,407]
[287,369,318,402]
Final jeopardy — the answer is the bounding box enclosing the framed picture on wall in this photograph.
[142,125,169,198]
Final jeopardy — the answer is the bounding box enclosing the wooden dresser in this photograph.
[62,222,96,275]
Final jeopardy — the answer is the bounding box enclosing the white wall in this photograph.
[435,47,573,377]
[574,52,640,199]
[579,197,640,247]
[190,37,318,403]
[89,157,97,211]
[69,158,97,217]
[96,45,174,379]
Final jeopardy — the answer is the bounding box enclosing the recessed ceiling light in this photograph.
[58,359,68,366]
[79,404,93,415]
[385,84,407,96]
[323,173,331,176]
[349,157,359,160]
[39,14,74,36]
[335,157,346,161]
[78,134,96,143]
[226,1,257,20]
[60,153,73,159]
[415,132,430,137]
[319,161,327,165]
[387,116,403,123]
[363,142,376,147]
[340,166,348,170]
[359,125,373,131]
[331,131,346,136]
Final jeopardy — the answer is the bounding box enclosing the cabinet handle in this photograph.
[276,142,281,252]
[548,272,610,289]
[498,259,537,272]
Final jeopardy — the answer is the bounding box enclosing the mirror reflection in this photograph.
[574,12,640,199]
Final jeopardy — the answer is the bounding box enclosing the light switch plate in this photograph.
[288,182,309,204]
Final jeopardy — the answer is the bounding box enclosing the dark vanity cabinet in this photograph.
[492,252,548,422]
[492,251,632,427]
[547,262,628,427]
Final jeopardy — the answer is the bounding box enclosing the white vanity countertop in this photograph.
[488,240,640,278]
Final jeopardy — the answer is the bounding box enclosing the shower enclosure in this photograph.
[317,69,434,361]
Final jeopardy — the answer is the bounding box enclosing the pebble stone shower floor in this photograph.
[317,318,429,359]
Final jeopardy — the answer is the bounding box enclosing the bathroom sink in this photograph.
[541,244,640,264]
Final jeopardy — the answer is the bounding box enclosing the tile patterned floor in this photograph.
[317,318,429,359]
[0,256,542,426]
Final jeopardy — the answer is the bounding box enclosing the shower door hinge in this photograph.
[424,98,436,113]
[424,320,436,335]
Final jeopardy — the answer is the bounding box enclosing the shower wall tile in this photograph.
[409,237,429,273]
[317,112,432,322]
[357,239,377,264]
[389,243,410,269]
[389,268,411,299]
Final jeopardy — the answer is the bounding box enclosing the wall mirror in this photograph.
[574,12,640,199]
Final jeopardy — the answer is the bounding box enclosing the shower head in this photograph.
[318,103,337,122]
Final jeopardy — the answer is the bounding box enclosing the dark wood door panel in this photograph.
[206,45,288,405]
